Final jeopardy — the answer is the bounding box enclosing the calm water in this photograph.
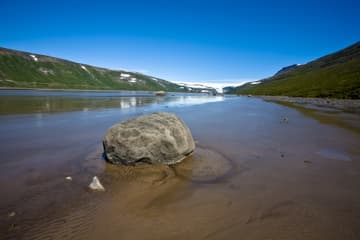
[0,90,225,114]
[1,90,360,240]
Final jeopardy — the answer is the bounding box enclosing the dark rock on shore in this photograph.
[154,91,166,96]
[103,112,195,165]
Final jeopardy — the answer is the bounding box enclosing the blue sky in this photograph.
[1,0,359,87]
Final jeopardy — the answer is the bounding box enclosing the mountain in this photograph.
[273,64,302,76]
[0,47,184,92]
[232,41,360,99]
[222,86,236,94]
[175,82,218,95]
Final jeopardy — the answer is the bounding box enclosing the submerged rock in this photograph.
[103,112,195,165]
[174,147,233,183]
[89,176,105,191]
[280,116,289,124]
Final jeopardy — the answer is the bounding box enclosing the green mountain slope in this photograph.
[233,41,360,99]
[0,47,183,91]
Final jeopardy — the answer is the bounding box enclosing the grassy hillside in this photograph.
[0,47,183,92]
[233,41,360,99]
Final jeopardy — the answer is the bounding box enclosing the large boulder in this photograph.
[103,112,195,165]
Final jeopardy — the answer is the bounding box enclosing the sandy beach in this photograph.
[1,91,360,239]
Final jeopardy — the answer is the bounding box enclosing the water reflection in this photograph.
[35,113,44,127]
[0,90,224,115]
[120,97,137,109]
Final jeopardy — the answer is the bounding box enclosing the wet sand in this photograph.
[1,92,360,239]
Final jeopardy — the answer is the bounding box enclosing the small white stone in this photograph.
[8,211,16,217]
[89,176,105,191]
[65,176,72,181]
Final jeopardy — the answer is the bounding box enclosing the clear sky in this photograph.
[1,0,359,87]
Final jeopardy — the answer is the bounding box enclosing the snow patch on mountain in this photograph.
[80,65,91,74]
[129,77,137,83]
[30,55,38,62]
[175,81,251,93]
[250,81,261,85]
[120,73,131,78]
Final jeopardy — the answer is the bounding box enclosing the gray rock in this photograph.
[103,112,195,165]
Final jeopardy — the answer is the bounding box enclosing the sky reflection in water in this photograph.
[0,90,225,115]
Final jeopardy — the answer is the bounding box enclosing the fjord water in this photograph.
[1,90,360,239]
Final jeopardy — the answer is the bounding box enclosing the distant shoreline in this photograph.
[0,87,155,93]
[258,95,360,113]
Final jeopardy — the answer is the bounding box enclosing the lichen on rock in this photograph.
[103,112,195,165]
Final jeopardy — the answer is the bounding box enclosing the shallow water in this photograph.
[1,90,360,239]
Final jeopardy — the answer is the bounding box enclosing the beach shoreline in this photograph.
[258,95,360,113]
